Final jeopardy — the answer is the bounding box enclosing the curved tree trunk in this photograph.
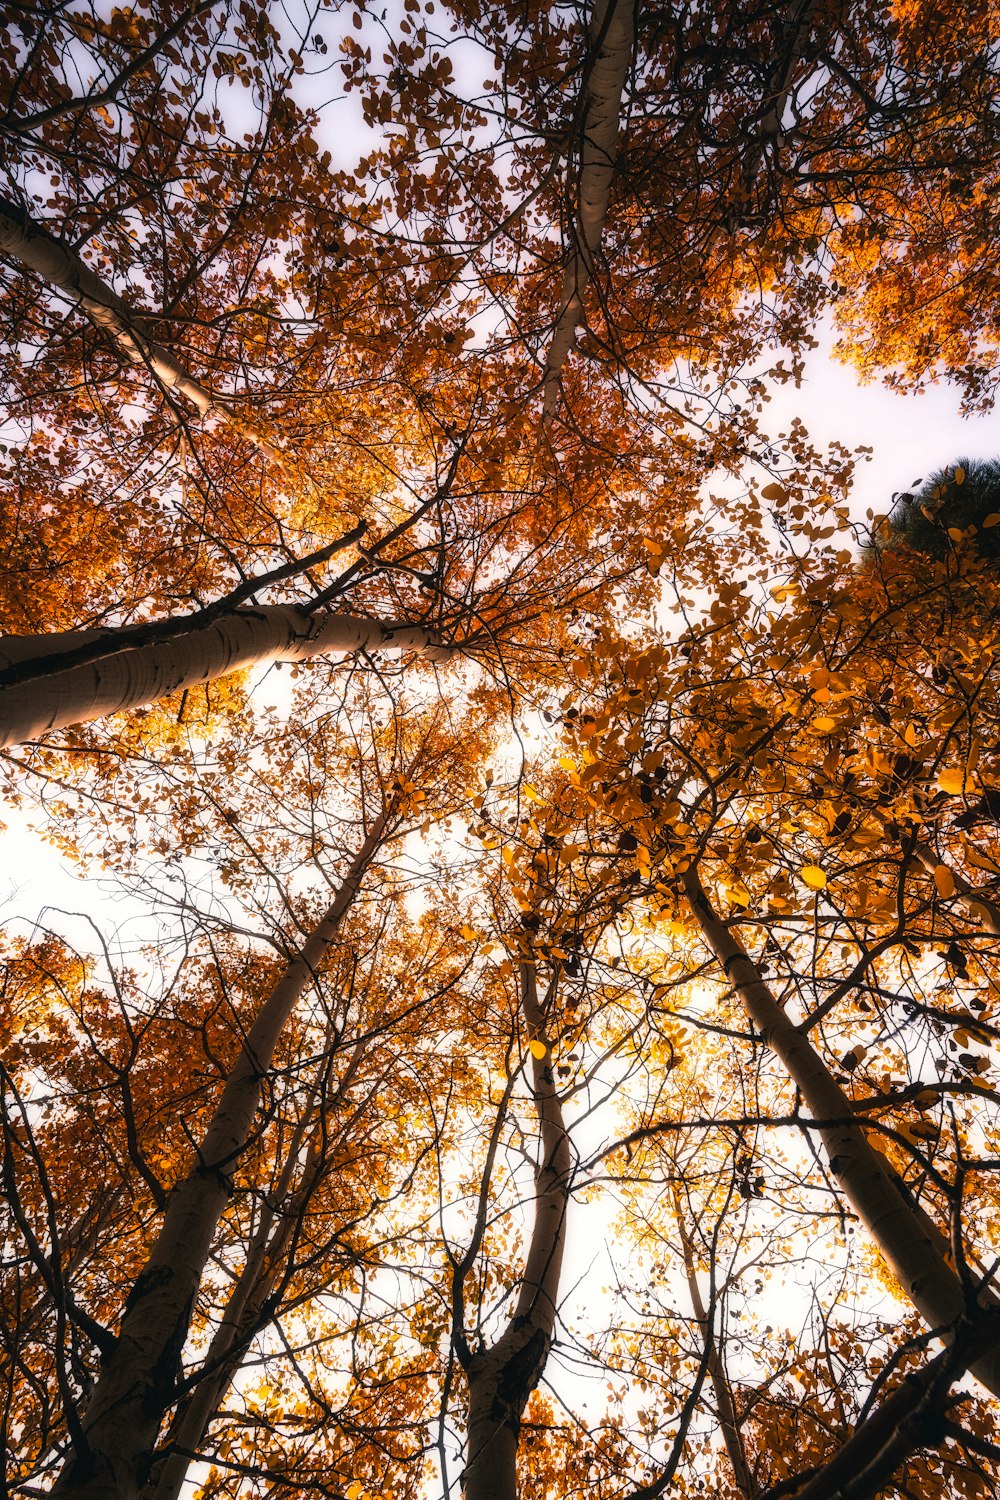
[51,819,386,1500]
[0,195,289,470]
[681,863,1000,1398]
[463,960,571,1500]
[0,606,453,747]
[541,0,633,417]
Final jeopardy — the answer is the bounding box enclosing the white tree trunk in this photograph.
[463,960,571,1500]
[681,864,1000,1398]
[51,821,385,1500]
[0,606,453,747]
[0,195,289,469]
[540,0,633,417]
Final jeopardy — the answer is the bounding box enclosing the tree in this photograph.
[878,459,1000,564]
[6,4,1000,1500]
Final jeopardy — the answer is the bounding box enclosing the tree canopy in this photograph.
[3,4,1000,1500]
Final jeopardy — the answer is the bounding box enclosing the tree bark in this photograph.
[0,194,289,470]
[766,1313,1000,1500]
[0,606,453,747]
[541,0,633,417]
[673,1191,758,1498]
[462,960,571,1500]
[145,1039,367,1500]
[51,820,385,1500]
[681,863,1000,1398]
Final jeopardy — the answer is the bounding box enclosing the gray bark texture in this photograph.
[0,606,453,747]
[51,823,384,1500]
[682,863,1000,1398]
[144,1040,368,1500]
[462,961,571,1500]
[541,0,633,416]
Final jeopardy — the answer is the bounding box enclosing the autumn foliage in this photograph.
[4,4,1000,1500]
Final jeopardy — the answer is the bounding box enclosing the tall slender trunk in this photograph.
[672,1190,758,1499]
[51,820,386,1500]
[541,0,633,416]
[681,864,1000,1398]
[463,961,572,1500]
[0,607,453,748]
[0,195,289,470]
[145,1038,368,1500]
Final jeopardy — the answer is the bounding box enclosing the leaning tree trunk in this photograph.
[681,863,1000,1399]
[784,1310,1000,1500]
[463,960,572,1500]
[540,0,633,417]
[0,606,454,747]
[145,1038,368,1500]
[51,819,386,1500]
[912,841,1000,937]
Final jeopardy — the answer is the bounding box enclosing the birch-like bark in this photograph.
[0,605,453,748]
[681,864,1000,1398]
[673,1192,758,1499]
[0,195,289,470]
[51,820,386,1500]
[145,1039,367,1500]
[463,961,572,1500]
[540,0,633,417]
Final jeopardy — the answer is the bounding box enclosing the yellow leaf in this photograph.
[937,768,966,795]
[984,512,1000,528]
[460,924,478,941]
[528,1039,548,1060]
[800,865,827,890]
[966,846,1000,876]
[954,465,966,485]
[642,536,663,554]
[810,715,837,733]
[947,527,964,543]
[933,865,956,899]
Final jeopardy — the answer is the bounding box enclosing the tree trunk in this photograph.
[673,1190,758,1499]
[145,1039,368,1500]
[777,1313,1000,1500]
[0,606,453,748]
[51,820,385,1500]
[462,960,571,1500]
[541,0,633,416]
[681,863,1000,1398]
[0,195,289,470]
